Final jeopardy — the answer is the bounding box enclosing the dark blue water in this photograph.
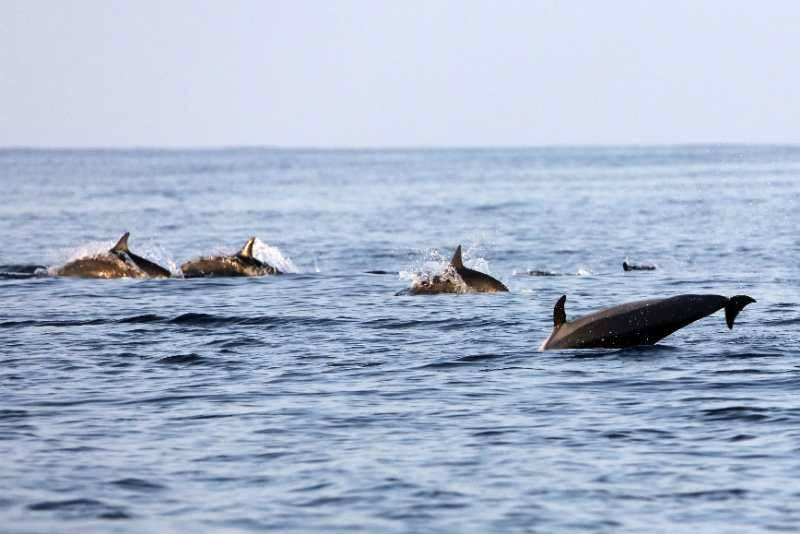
[1,146,799,532]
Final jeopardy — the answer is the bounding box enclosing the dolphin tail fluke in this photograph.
[725,295,756,329]
[554,295,567,327]
[450,245,464,269]
[239,237,257,258]
[111,232,130,253]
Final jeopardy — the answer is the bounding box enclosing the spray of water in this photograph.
[251,238,300,273]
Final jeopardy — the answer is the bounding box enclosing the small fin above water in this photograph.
[554,295,567,327]
[725,295,756,329]
[238,237,256,258]
[111,232,130,253]
[450,245,464,270]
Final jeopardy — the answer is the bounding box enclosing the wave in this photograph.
[0,311,519,331]
[0,318,109,328]
[27,498,129,520]
[658,488,747,501]
[156,353,210,365]
[700,406,770,422]
[0,313,353,329]
[110,478,167,491]
[417,351,519,369]
[362,316,517,330]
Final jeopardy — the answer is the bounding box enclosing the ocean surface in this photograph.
[1,146,799,533]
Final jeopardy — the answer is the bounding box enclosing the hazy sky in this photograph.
[2,1,799,147]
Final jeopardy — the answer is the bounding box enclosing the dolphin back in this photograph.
[181,237,280,277]
[457,267,509,292]
[449,244,508,293]
[127,251,171,278]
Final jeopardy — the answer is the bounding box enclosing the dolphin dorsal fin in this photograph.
[111,232,130,253]
[238,237,256,258]
[554,295,567,327]
[450,245,464,269]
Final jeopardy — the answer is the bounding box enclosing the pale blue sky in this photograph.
[1,1,799,147]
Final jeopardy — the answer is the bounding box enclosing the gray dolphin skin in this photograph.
[402,245,509,295]
[541,293,756,350]
[180,237,280,278]
[56,233,171,279]
[450,245,508,292]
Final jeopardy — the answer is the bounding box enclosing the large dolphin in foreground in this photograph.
[56,233,171,278]
[400,245,509,295]
[180,237,280,278]
[541,294,755,350]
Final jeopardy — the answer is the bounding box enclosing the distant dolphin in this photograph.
[400,245,509,295]
[623,261,656,271]
[180,237,280,278]
[541,293,755,350]
[527,269,561,277]
[56,233,171,279]
[0,264,48,279]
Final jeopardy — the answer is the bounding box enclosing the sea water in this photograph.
[1,146,799,532]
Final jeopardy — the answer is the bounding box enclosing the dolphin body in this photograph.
[180,237,280,278]
[541,293,755,350]
[623,261,656,271]
[56,233,171,279]
[400,245,509,295]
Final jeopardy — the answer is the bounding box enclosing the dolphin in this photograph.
[0,264,48,279]
[56,233,171,278]
[623,261,656,271]
[541,293,755,350]
[400,245,509,295]
[180,237,280,278]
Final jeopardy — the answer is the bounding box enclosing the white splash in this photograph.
[252,238,300,273]
[46,238,116,276]
[461,243,491,274]
[399,265,468,293]
[135,242,181,276]
[54,239,116,265]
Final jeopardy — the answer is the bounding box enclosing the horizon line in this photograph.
[2,141,800,153]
